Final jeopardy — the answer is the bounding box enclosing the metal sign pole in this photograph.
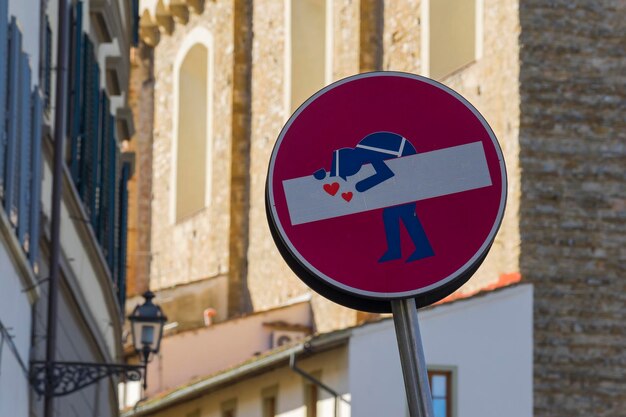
[392,298,435,417]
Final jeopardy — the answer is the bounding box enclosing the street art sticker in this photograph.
[266,72,507,311]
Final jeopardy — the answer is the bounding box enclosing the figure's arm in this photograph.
[355,158,394,192]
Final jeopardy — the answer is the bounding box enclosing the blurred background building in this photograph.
[119,1,624,417]
[0,0,621,416]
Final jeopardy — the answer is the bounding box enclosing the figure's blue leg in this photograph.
[379,207,403,262]
[398,204,434,262]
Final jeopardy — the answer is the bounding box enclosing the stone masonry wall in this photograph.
[247,0,304,320]
[359,0,383,72]
[150,1,234,295]
[228,0,254,316]
[440,0,523,295]
[246,0,362,332]
[332,0,361,79]
[382,0,422,72]
[126,44,155,297]
[380,0,522,295]
[518,1,626,416]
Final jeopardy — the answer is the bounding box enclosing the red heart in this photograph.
[342,192,353,202]
[323,182,339,196]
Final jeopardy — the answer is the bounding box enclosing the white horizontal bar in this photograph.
[282,141,492,225]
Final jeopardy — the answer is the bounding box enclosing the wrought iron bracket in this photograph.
[30,361,145,397]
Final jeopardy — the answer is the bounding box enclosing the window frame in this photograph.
[427,367,456,417]
[304,370,322,417]
[170,27,215,225]
[420,0,484,80]
[221,398,237,417]
[261,385,278,417]
[283,0,333,120]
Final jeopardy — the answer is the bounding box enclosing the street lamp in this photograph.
[31,291,168,397]
[128,291,167,387]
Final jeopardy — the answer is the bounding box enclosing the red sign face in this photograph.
[266,72,506,312]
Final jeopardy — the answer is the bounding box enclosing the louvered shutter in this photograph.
[112,143,121,286]
[4,18,21,224]
[118,161,130,309]
[29,90,43,268]
[94,90,109,235]
[0,0,7,198]
[69,1,84,184]
[17,51,32,247]
[99,113,117,269]
[80,36,101,224]
[43,17,52,109]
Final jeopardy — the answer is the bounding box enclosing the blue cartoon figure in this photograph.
[313,132,434,263]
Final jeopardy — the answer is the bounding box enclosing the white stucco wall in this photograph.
[0,233,33,417]
[40,153,119,361]
[349,284,533,417]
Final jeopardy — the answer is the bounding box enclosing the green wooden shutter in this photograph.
[99,113,117,269]
[4,18,21,223]
[113,142,121,286]
[94,90,109,235]
[0,0,7,198]
[17,51,32,246]
[118,161,130,309]
[29,90,43,267]
[80,36,100,224]
[68,1,84,184]
[43,16,52,109]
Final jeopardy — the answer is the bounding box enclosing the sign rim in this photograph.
[267,71,507,302]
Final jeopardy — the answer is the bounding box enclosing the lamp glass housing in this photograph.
[128,291,167,360]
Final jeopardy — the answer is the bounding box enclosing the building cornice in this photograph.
[139,0,206,47]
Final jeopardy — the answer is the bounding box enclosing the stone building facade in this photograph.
[127,0,625,415]
[517,2,625,416]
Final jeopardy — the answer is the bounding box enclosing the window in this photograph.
[303,370,321,417]
[117,160,132,308]
[221,398,237,417]
[428,370,453,417]
[305,381,319,417]
[176,43,209,221]
[262,386,278,417]
[0,5,44,271]
[426,0,477,79]
[61,0,130,310]
[287,0,329,114]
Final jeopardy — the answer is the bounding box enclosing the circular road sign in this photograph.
[266,72,507,312]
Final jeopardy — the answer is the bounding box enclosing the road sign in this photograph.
[266,72,507,312]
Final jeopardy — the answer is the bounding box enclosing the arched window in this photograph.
[175,42,210,222]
